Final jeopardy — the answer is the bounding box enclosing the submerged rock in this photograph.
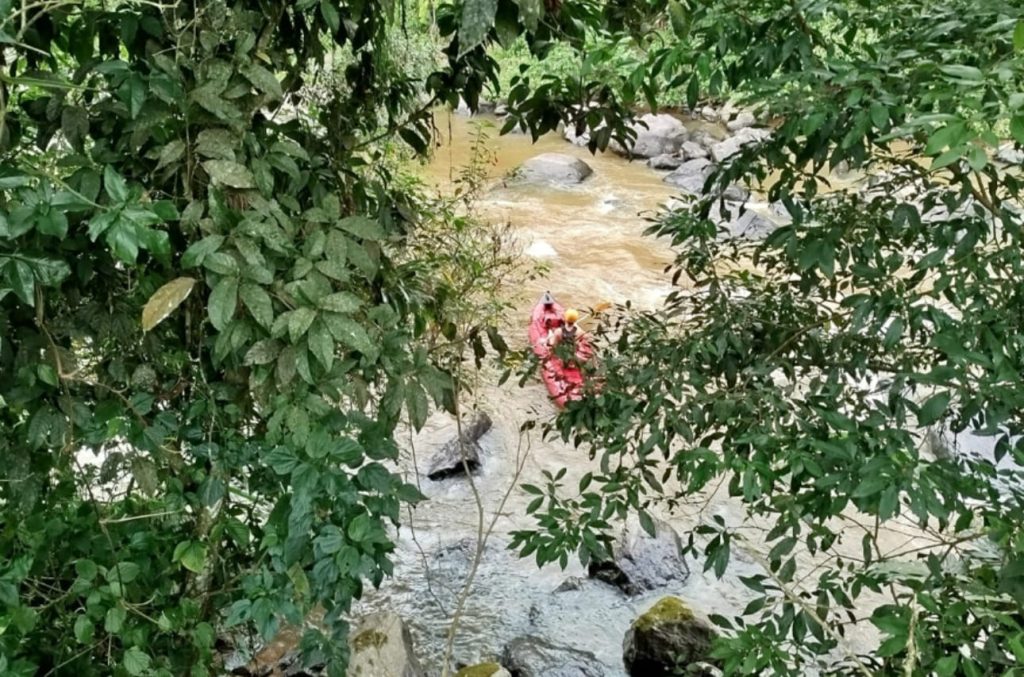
[426,410,493,481]
[588,515,690,595]
[348,612,425,677]
[515,153,594,185]
[456,663,512,677]
[622,597,718,676]
[609,114,688,159]
[501,636,605,677]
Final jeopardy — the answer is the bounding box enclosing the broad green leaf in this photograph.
[288,307,317,342]
[458,0,499,56]
[142,277,196,331]
[1011,115,1024,145]
[37,209,68,238]
[317,525,345,555]
[323,313,375,355]
[181,234,224,268]
[347,513,371,542]
[156,140,187,169]
[1015,21,1024,52]
[195,129,237,160]
[208,277,239,331]
[668,0,689,38]
[338,216,383,240]
[104,606,127,633]
[75,559,98,581]
[104,165,129,202]
[935,656,959,677]
[175,541,207,573]
[919,391,951,425]
[240,283,274,329]
[6,259,36,306]
[939,64,983,82]
[405,381,428,430]
[203,160,255,189]
[308,319,334,370]
[319,291,362,313]
[244,339,280,365]
[123,646,151,676]
[241,63,282,100]
[105,562,140,584]
[73,615,93,644]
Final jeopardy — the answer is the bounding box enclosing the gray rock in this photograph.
[553,576,587,593]
[690,131,719,151]
[997,142,1024,165]
[515,153,594,185]
[495,103,509,117]
[563,124,592,147]
[710,202,776,240]
[719,101,738,121]
[725,110,756,131]
[680,141,709,160]
[722,183,751,202]
[501,636,605,677]
[732,126,772,144]
[623,597,718,677]
[699,106,719,122]
[709,137,745,163]
[663,158,714,190]
[455,97,496,116]
[647,154,686,170]
[348,612,426,677]
[609,113,688,158]
[588,515,690,595]
[426,410,493,480]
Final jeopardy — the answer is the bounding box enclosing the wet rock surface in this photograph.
[588,516,690,596]
[515,153,594,185]
[622,597,718,677]
[348,612,426,677]
[456,663,513,677]
[426,411,493,480]
[501,635,606,677]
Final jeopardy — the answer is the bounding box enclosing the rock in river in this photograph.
[456,663,512,677]
[622,597,718,676]
[588,515,690,595]
[515,153,594,185]
[348,612,426,677]
[427,410,493,481]
[609,114,688,159]
[501,636,605,677]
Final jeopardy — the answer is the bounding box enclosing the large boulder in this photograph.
[610,114,688,159]
[427,411,493,480]
[588,515,690,595]
[501,636,605,677]
[664,160,749,202]
[347,612,425,677]
[622,597,718,677]
[515,153,594,185]
[663,158,714,192]
[680,141,709,160]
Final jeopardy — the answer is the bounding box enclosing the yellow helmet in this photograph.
[565,308,579,323]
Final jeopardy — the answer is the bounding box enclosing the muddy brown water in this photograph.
[251,113,938,676]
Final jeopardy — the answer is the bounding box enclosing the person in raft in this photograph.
[547,307,581,365]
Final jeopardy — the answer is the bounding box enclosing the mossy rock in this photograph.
[455,662,509,677]
[623,596,717,676]
[352,628,389,652]
[632,596,695,633]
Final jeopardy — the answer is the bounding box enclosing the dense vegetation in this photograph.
[2,0,1023,675]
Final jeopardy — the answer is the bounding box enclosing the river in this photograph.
[253,112,921,675]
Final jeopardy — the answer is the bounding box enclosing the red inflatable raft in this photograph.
[528,292,594,407]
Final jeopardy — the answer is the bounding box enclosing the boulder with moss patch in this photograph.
[455,663,512,677]
[347,612,425,677]
[622,597,718,676]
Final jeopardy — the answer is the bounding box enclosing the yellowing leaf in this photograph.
[142,277,196,331]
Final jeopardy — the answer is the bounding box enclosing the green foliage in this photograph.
[501,0,1024,674]
[0,0,546,674]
